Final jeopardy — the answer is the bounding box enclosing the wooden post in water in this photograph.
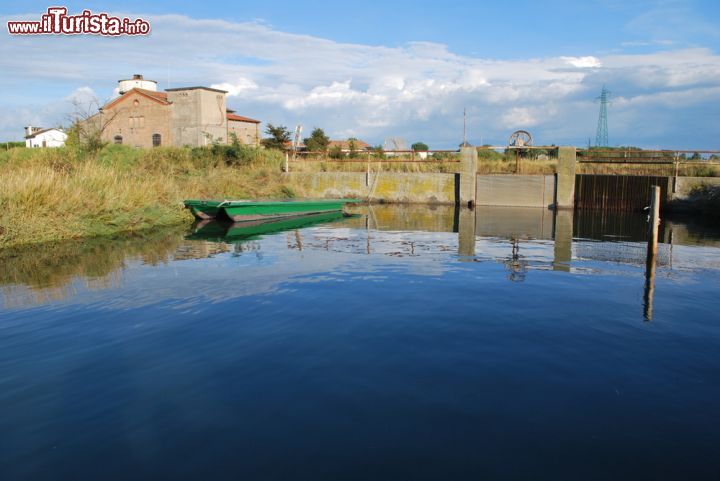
[644,185,661,321]
[647,185,661,256]
[643,250,657,321]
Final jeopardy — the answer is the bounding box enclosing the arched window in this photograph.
[114,135,123,145]
[152,133,161,147]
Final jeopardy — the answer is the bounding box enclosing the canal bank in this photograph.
[2,144,718,249]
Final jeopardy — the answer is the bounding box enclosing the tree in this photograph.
[690,152,702,161]
[67,95,120,153]
[347,137,359,158]
[328,144,343,159]
[303,127,330,152]
[261,124,291,150]
[411,142,429,152]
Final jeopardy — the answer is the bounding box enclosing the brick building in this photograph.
[84,75,260,148]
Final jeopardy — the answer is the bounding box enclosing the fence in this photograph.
[577,149,720,178]
[284,150,461,174]
[285,146,561,175]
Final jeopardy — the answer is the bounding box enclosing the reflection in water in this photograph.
[2,204,720,312]
[644,248,658,321]
[3,205,720,481]
[503,238,529,282]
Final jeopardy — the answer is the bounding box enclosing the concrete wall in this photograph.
[476,174,555,208]
[291,172,457,204]
[556,146,577,208]
[672,176,720,200]
[167,88,227,147]
[474,206,554,239]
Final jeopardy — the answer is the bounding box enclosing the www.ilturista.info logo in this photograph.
[7,7,150,36]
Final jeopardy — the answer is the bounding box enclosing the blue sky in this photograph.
[1,0,719,148]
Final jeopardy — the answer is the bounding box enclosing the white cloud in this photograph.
[0,12,719,148]
[212,78,258,96]
[502,107,538,128]
[561,56,602,68]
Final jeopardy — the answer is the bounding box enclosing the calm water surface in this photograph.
[1,205,720,480]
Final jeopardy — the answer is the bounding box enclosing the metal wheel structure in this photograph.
[508,130,533,147]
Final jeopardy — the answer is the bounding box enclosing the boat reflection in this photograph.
[187,211,350,243]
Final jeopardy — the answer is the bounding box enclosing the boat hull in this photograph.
[183,199,359,221]
[184,200,224,220]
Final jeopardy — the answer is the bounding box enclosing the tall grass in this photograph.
[0,145,292,248]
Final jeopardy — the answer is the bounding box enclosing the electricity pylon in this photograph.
[595,85,610,147]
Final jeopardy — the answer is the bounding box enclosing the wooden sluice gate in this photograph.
[574,174,670,212]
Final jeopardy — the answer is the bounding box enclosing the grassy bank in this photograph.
[0,144,294,248]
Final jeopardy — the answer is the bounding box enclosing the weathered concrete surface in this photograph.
[458,207,477,258]
[474,206,554,239]
[556,146,577,208]
[476,174,555,208]
[459,146,478,206]
[168,87,228,146]
[553,209,573,272]
[344,204,457,231]
[672,176,720,200]
[291,172,456,204]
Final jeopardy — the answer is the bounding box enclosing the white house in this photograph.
[24,126,67,148]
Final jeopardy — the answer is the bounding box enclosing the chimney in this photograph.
[24,126,35,137]
[133,74,143,80]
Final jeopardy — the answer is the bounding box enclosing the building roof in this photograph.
[328,139,370,150]
[102,88,171,110]
[138,89,168,103]
[227,113,260,123]
[25,127,65,139]
[165,86,228,94]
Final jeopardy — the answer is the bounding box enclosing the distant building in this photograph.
[82,74,261,148]
[24,126,67,148]
[327,139,371,152]
[227,110,261,146]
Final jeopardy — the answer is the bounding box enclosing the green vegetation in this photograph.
[328,144,344,159]
[0,226,188,307]
[0,144,292,248]
[687,184,720,218]
[0,141,24,150]
[411,142,429,151]
[261,124,291,150]
[303,128,330,152]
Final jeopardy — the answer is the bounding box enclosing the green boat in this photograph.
[184,199,360,222]
[187,211,350,242]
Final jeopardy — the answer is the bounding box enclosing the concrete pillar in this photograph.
[457,206,477,259]
[552,209,573,272]
[555,146,577,209]
[458,146,478,207]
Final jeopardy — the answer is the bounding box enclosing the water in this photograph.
[2,205,720,481]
